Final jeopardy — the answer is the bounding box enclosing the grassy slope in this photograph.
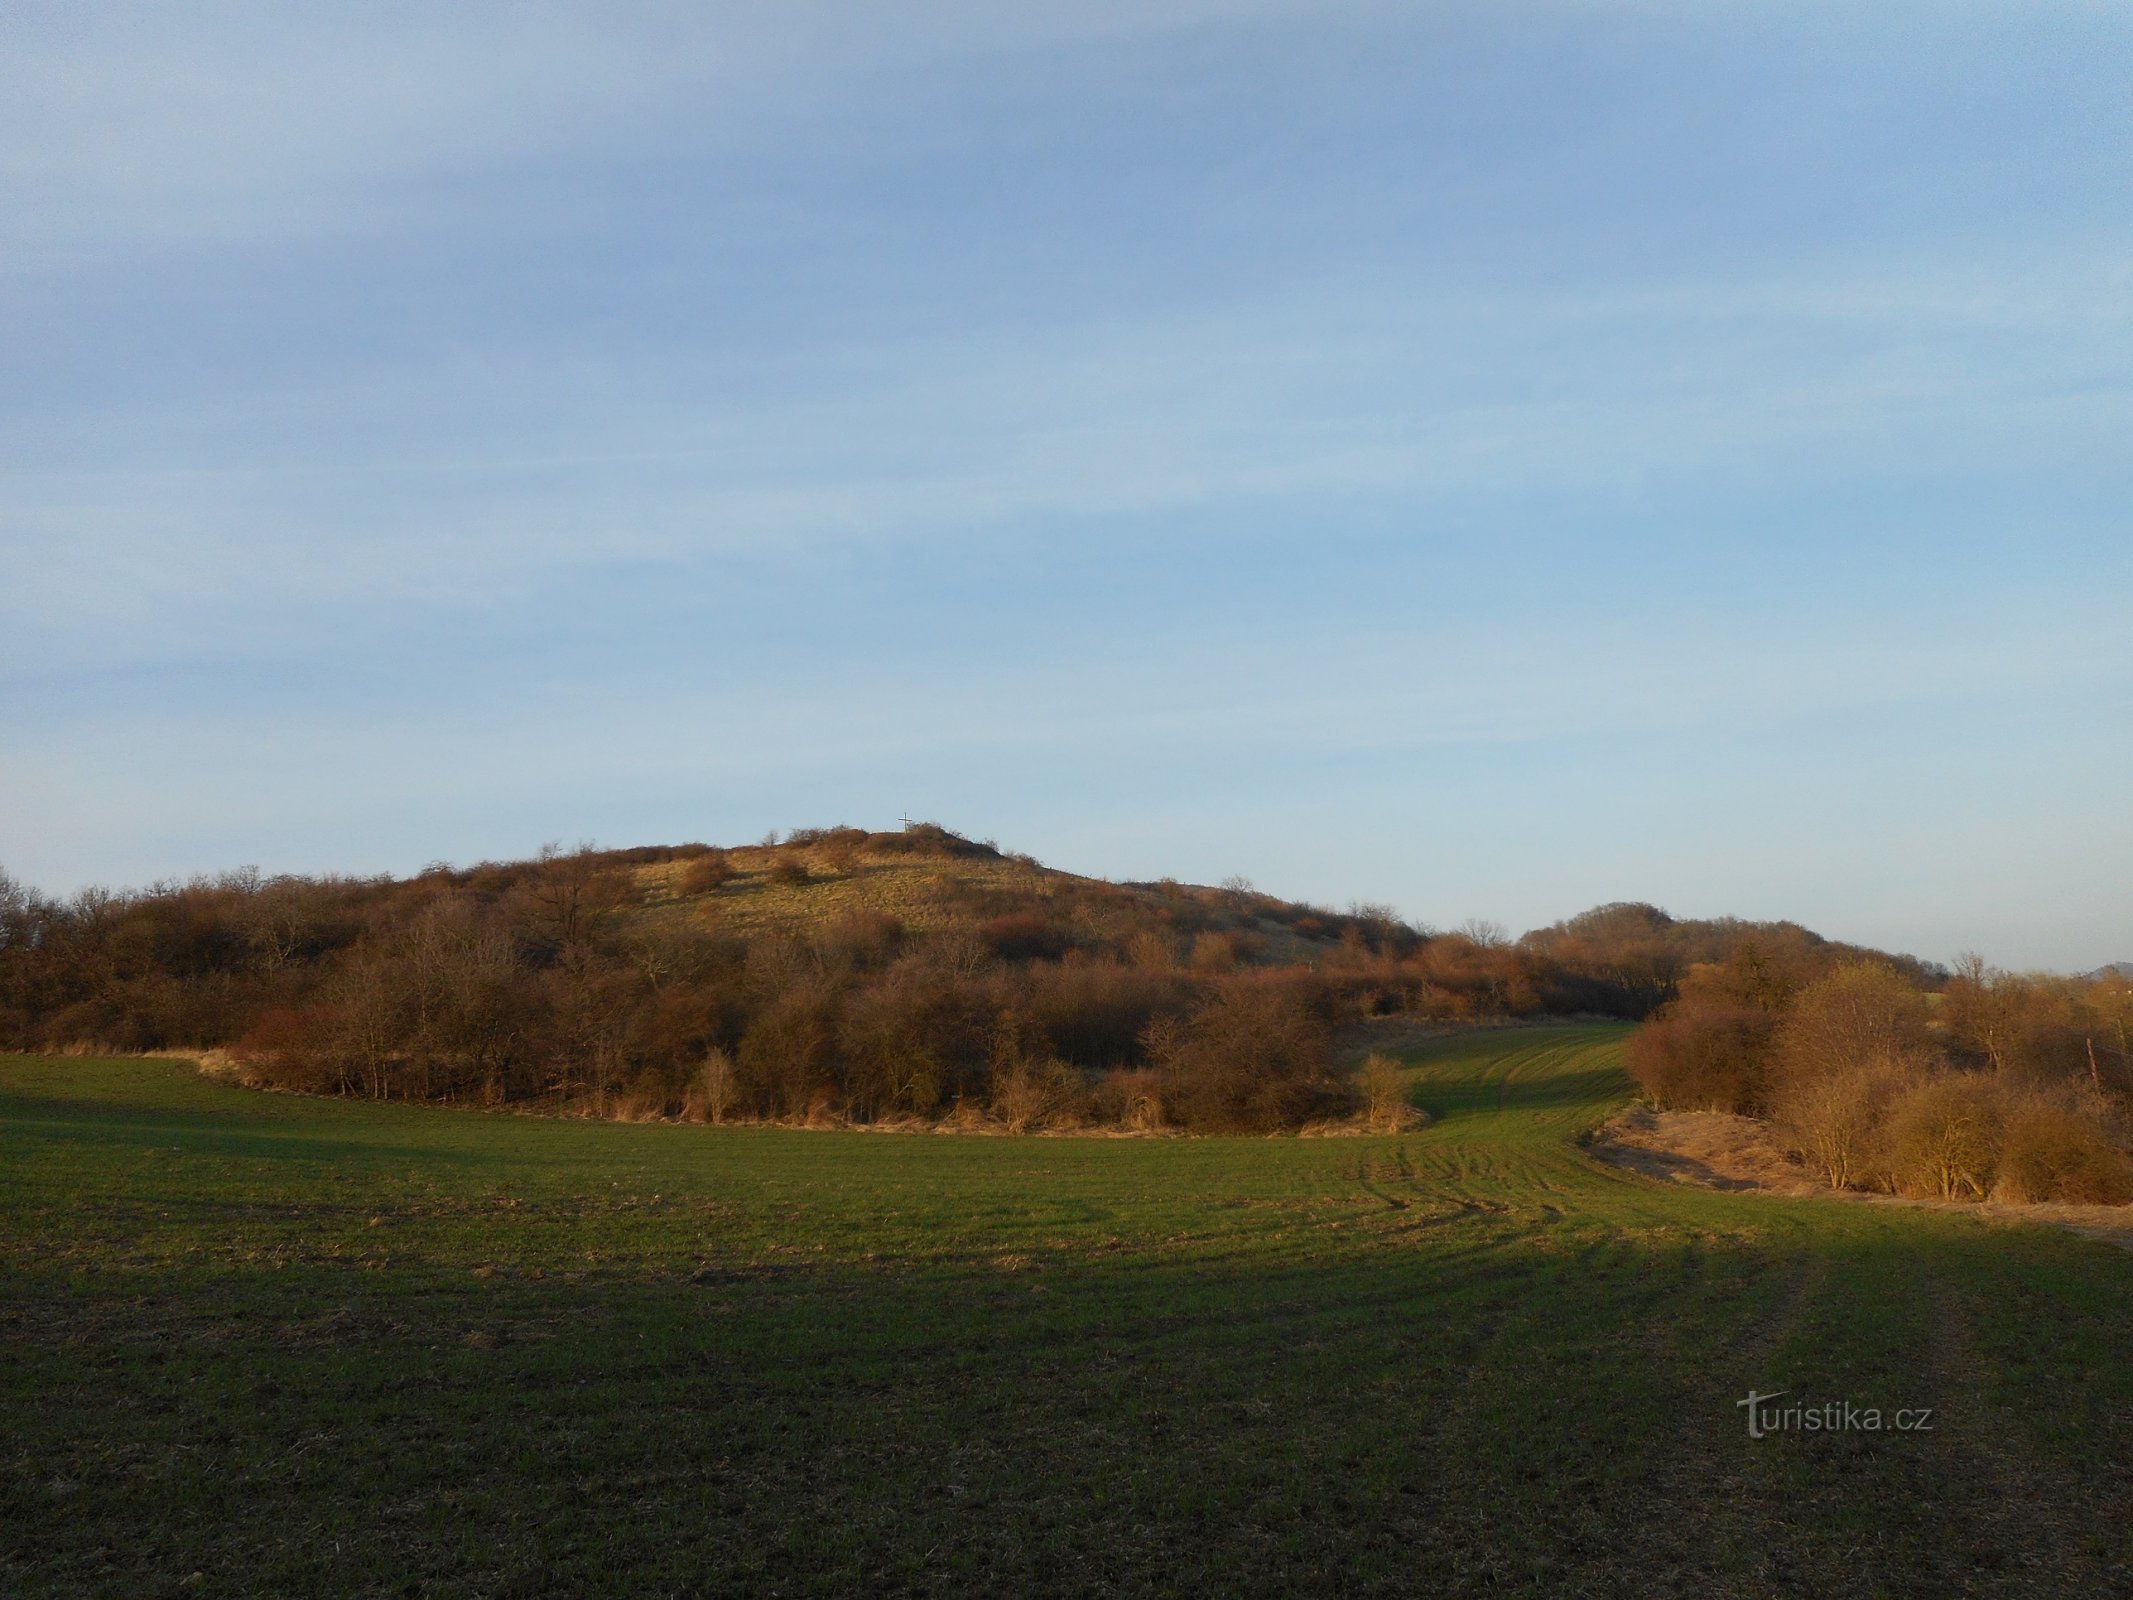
[629,846,1329,962]
[2,1028,2129,1597]
[632,846,1059,936]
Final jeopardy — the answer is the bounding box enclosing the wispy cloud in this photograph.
[5,251,2126,660]
[0,1,1380,259]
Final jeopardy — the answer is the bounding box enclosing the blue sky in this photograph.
[3,1,2128,969]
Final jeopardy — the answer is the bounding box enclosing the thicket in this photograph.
[1627,945,2133,1204]
[1,830,1951,1135]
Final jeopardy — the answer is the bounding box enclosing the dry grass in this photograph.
[634,847,1059,937]
[632,847,1333,966]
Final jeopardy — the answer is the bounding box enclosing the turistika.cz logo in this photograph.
[1737,1390,1935,1439]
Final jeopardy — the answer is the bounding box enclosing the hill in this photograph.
[0,825,1943,1132]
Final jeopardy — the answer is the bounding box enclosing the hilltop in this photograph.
[615,824,1377,965]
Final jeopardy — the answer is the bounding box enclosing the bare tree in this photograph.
[1774,962,1934,1085]
[1773,1061,1915,1189]
[690,1047,741,1124]
[1356,1051,1411,1130]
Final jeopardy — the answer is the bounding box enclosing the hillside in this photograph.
[621,826,1344,966]
[0,824,1945,1133]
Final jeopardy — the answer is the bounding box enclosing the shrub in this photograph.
[980,913,1070,963]
[1089,1067,1164,1131]
[816,909,905,974]
[1771,1060,1914,1190]
[1884,1076,2006,1200]
[1356,1051,1411,1130]
[1626,1006,1779,1114]
[1150,978,1337,1132]
[767,858,811,887]
[819,837,864,876]
[230,1004,339,1093]
[681,1047,741,1125]
[990,1059,1087,1133]
[1994,1100,2133,1204]
[1942,961,2099,1085]
[834,969,973,1120]
[610,1070,670,1122]
[863,823,993,859]
[1021,960,1183,1068]
[1189,932,1238,974]
[635,984,731,1078]
[1774,963,1934,1088]
[679,853,734,895]
[1124,931,1177,972]
[736,990,837,1118]
[1409,936,1539,1018]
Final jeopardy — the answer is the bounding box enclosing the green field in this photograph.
[3,1026,2129,1597]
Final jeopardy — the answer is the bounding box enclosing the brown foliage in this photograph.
[679,853,735,895]
[736,988,838,1118]
[1021,959,1184,1069]
[859,822,997,860]
[1148,977,1339,1132]
[1355,1052,1411,1131]
[1945,957,2125,1093]
[1773,963,1934,1087]
[1406,936,1538,1019]
[1625,1006,1779,1114]
[816,910,905,974]
[990,1058,1087,1132]
[980,913,1070,963]
[1088,1067,1165,1130]
[1884,1076,2006,1201]
[834,964,982,1120]
[1188,932,1237,974]
[1994,1096,2133,1204]
[681,1047,742,1124]
[1771,1060,1915,1190]
[231,1004,340,1093]
[1,840,2019,1151]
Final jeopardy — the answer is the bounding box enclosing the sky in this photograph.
[2,1,2129,970]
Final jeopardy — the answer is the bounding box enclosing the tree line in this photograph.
[1,824,1957,1134]
[1628,942,2133,1203]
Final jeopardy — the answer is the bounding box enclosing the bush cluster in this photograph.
[1627,946,2133,1204]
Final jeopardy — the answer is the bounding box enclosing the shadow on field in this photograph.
[6,1213,2131,1599]
[0,1107,453,1169]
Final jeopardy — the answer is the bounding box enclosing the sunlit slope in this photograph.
[3,1032,2130,1597]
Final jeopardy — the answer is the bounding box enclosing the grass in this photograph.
[3,1026,2129,1596]
[630,847,1328,962]
[635,847,1055,937]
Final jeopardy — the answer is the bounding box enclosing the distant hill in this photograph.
[0,823,1947,1131]
[2089,963,2133,981]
